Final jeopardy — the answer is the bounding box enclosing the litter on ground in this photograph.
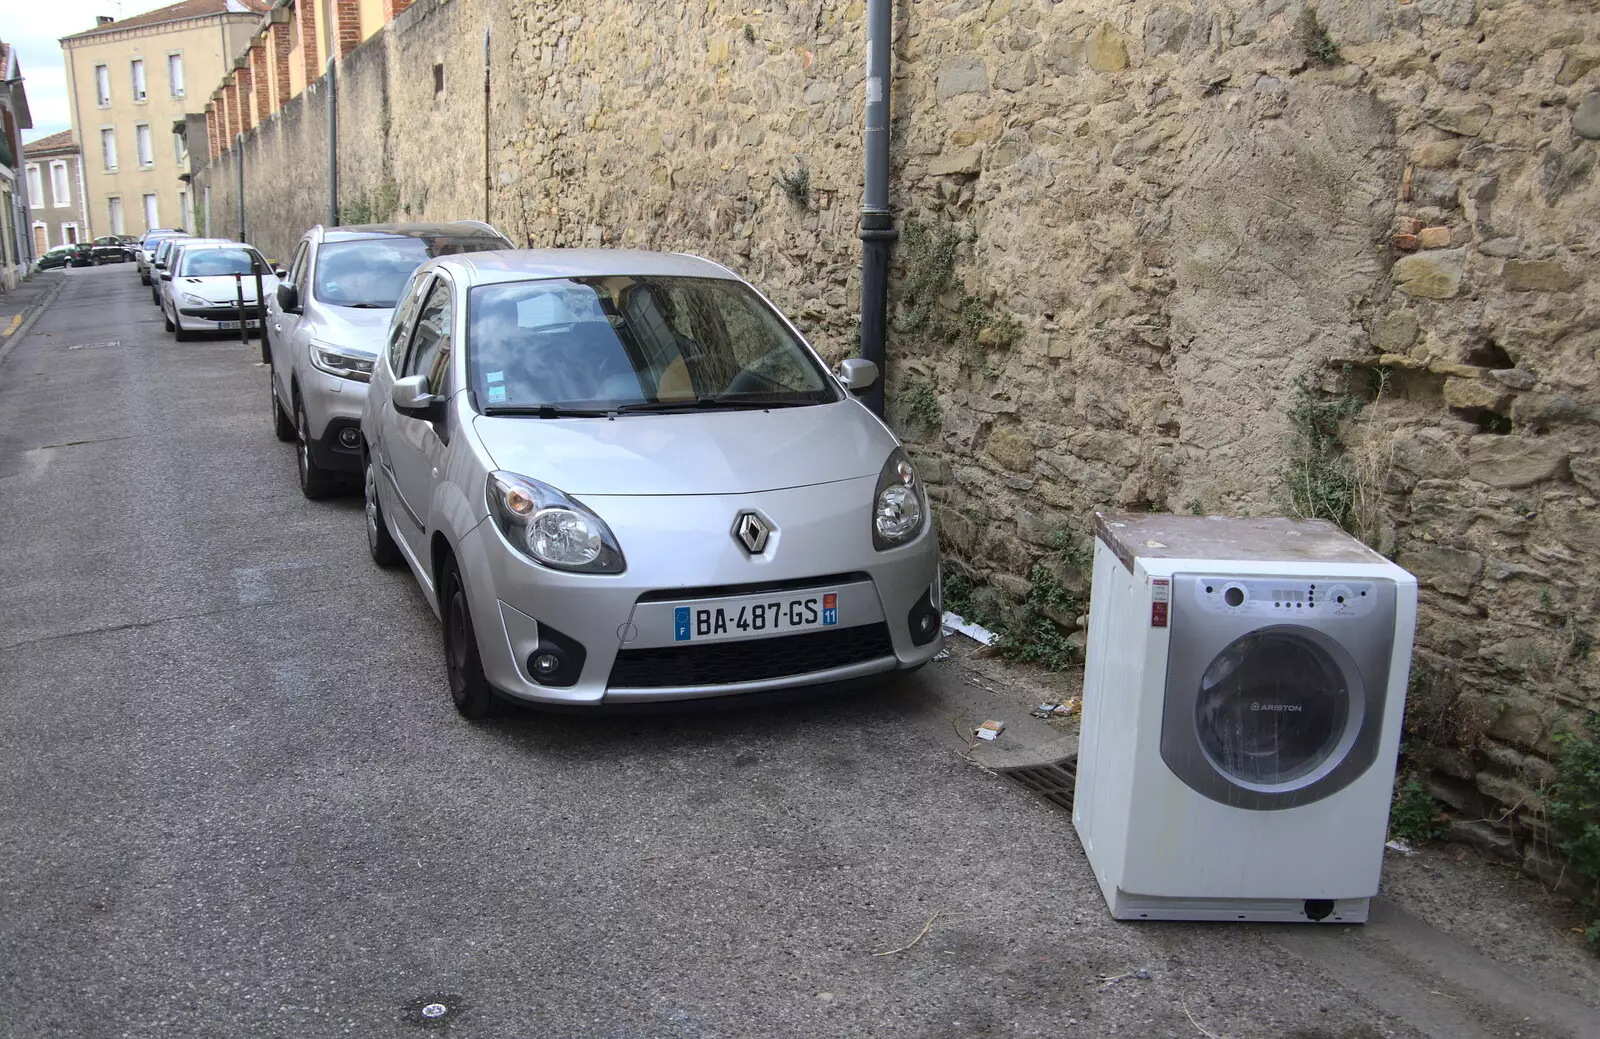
[974,720,1006,742]
[941,611,997,646]
[1031,698,1082,719]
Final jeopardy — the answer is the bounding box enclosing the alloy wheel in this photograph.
[445,584,470,699]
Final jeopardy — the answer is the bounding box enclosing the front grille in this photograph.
[634,572,871,603]
[179,305,265,320]
[608,623,894,688]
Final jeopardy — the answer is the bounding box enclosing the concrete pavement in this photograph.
[0,265,1593,1039]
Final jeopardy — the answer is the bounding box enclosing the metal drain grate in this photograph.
[996,759,1077,811]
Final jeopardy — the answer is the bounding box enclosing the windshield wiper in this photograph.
[481,404,612,418]
[614,396,811,414]
[341,302,390,309]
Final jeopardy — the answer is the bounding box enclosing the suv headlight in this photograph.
[486,471,626,573]
[872,447,927,550]
[308,340,375,383]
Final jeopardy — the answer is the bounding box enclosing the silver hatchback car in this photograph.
[361,250,942,717]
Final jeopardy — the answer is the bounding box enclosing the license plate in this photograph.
[217,320,259,330]
[673,592,838,643]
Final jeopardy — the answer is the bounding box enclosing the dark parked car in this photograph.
[36,244,81,270]
[90,236,135,264]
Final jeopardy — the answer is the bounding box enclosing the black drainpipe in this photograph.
[857,0,895,418]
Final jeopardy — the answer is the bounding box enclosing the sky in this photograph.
[8,0,185,143]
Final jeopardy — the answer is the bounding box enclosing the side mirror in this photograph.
[836,358,879,393]
[160,271,172,281]
[276,282,300,313]
[273,267,287,278]
[392,374,445,422]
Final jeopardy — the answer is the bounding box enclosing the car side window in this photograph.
[405,281,453,396]
[388,273,429,373]
[287,241,310,289]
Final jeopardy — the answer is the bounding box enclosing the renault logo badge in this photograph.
[734,512,771,554]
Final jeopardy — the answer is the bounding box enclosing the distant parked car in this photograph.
[148,235,203,304]
[89,236,134,264]
[36,244,80,270]
[158,241,277,341]
[360,249,941,718]
[266,221,511,499]
[137,229,187,285]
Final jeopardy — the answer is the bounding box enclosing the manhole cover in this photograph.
[995,759,1077,811]
[401,994,466,1028]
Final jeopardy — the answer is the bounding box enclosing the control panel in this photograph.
[1186,576,1382,619]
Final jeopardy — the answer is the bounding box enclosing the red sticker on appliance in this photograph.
[1151,579,1170,627]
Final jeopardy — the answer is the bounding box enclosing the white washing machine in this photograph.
[1072,512,1417,923]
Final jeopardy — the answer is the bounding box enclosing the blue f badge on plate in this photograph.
[674,606,692,642]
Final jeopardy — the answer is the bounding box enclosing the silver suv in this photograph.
[265,221,511,498]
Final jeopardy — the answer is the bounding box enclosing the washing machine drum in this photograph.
[1162,611,1395,811]
[1196,632,1352,786]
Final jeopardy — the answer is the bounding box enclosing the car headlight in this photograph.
[308,340,375,383]
[872,447,926,550]
[181,293,209,307]
[486,471,626,573]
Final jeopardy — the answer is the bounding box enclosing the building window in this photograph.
[26,164,43,206]
[143,194,159,231]
[95,64,111,106]
[51,162,71,207]
[136,124,154,168]
[178,189,189,228]
[168,53,185,97]
[63,222,81,245]
[107,197,124,235]
[101,128,118,171]
[174,131,187,164]
[131,59,147,102]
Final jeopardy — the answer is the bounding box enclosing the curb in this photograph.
[0,273,70,373]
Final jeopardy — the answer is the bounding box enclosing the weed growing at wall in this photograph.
[341,175,402,226]
[895,379,942,436]
[894,219,1020,371]
[1546,717,1600,951]
[1388,778,1449,843]
[743,23,756,44]
[775,165,812,210]
[992,565,1081,671]
[1283,372,1366,534]
[1295,8,1341,65]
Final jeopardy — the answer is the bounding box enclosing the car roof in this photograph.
[427,249,741,286]
[319,221,507,244]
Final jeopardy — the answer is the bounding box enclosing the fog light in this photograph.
[532,653,560,676]
[337,427,362,449]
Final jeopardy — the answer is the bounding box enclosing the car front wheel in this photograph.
[294,397,340,499]
[364,457,402,567]
[440,557,503,719]
[270,378,296,442]
[172,310,192,341]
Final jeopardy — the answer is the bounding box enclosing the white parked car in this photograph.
[361,249,943,718]
[157,241,273,341]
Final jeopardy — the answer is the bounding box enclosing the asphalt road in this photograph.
[0,265,1562,1039]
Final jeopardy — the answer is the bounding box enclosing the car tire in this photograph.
[440,557,504,720]
[139,272,150,285]
[364,456,402,568]
[294,396,340,500]
[173,311,192,342]
[270,379,296,442]
[162,307,174,332]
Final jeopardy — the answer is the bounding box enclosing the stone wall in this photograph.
[197,0,1600,884]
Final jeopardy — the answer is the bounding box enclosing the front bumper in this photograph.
[451,479,942,705]
[300,368,370,473]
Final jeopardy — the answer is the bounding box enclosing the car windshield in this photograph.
[467,275,839,411]
[179,247,260,277]
[314,236,505,309]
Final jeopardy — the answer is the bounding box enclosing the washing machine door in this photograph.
[1160,574,1398,810]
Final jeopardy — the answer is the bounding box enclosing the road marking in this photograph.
[1,314,19,337]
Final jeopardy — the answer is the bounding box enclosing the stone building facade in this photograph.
[195,0,1600,886]
[22,130,90,252]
